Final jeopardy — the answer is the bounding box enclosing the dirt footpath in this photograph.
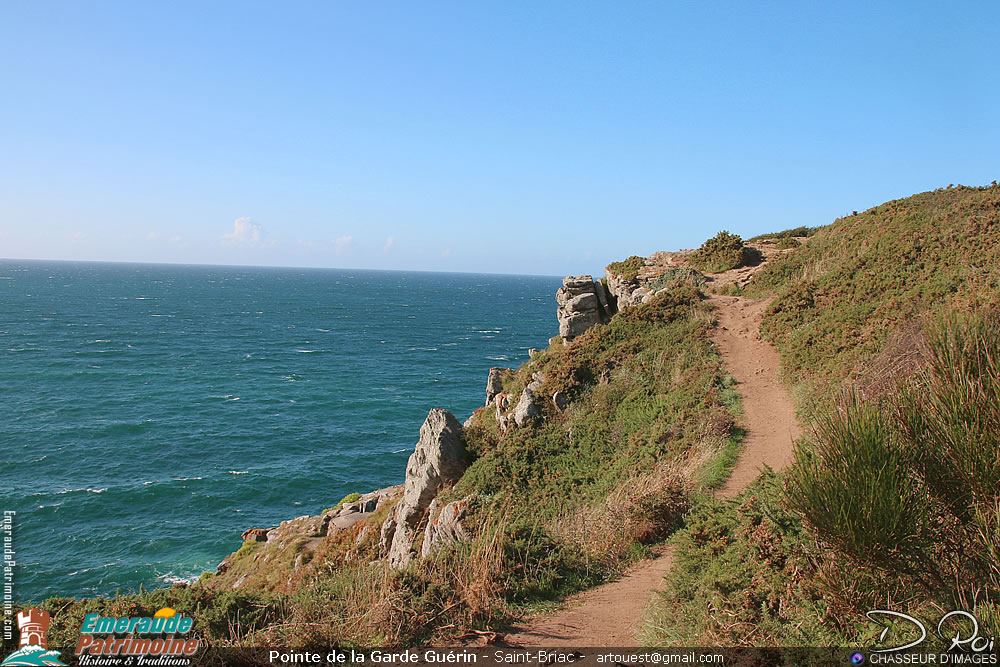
[503,295,801,647]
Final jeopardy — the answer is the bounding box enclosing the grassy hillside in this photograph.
[751,184,1000,400]
[646,183,1000,647]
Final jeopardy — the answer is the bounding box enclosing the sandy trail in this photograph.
[503,295,801,647]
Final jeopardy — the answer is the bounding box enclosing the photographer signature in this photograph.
[867,610,996,653]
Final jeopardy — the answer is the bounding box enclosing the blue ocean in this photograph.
[0,260,561,602]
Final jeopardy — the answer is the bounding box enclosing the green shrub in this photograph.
[643,472,855,646]
[788,312,1000,617]
[776,236,801,249]
[688,231,759,273]
[323,492,362,514]
[648,267,706,291]
[748,226,819,243]
[787,392,936,581]
[606,255,645,281]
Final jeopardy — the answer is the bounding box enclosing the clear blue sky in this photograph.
[1,1,997,276]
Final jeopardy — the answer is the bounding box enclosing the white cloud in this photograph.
[333,235,353,253]
[146,231,160,241]
[223,217,263,243]
[383,236,395,252]
[441,248,452,258]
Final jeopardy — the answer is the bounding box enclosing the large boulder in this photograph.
[513,372,545,426]
[240,528,270,542]
[556,275,610,344]
[605,271,652,309]
[421,497,471,558]
[381,409,468,568]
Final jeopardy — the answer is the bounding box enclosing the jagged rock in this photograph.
[556,275,609,344]
[241,528,270,542]
[328,512,366,535]
[381,409,468,568]
[356,525,371,546]
[528,348,539,359]
[605,270,653,310]
[514,379,542,426]
[379,504,397,556]
[496,408,512,433]
[485,367,511,406]
[421,497,471,558]
[552,391,569,411]
[594,280,615,316]
[313,485,401,536]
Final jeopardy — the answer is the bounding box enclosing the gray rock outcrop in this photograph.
[320,486,399,536]
[556,275,611,344]
[380,409,468,568]
[486,367,511,406]
[241,528,270,542]
[514,372,545,426]
[605,271,653,309]
[421,497,471,558]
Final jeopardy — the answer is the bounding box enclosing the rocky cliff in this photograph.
[208,240,785,591]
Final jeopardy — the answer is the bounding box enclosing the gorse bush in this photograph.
[648,267,706,291]
[789,311,1000,621]
[606,255,645,281]
[788,393,937,583]
[688,231,761,273]
[747,226,819,243]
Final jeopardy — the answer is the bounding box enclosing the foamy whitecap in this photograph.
[57,487,108,495]
[156,572,198,586]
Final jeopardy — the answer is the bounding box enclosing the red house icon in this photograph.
[17,608,51,649]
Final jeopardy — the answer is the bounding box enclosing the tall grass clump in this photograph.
[788,311,1000,620]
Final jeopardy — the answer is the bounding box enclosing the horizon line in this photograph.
[0,255,571,280]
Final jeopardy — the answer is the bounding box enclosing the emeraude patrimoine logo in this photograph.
[74,607,199,658]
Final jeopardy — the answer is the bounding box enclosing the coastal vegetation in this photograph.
[605,255,645,281]
[644,183,1000,647]
[688,231,762,274]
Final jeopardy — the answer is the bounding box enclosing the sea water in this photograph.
[0,260,561,601]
